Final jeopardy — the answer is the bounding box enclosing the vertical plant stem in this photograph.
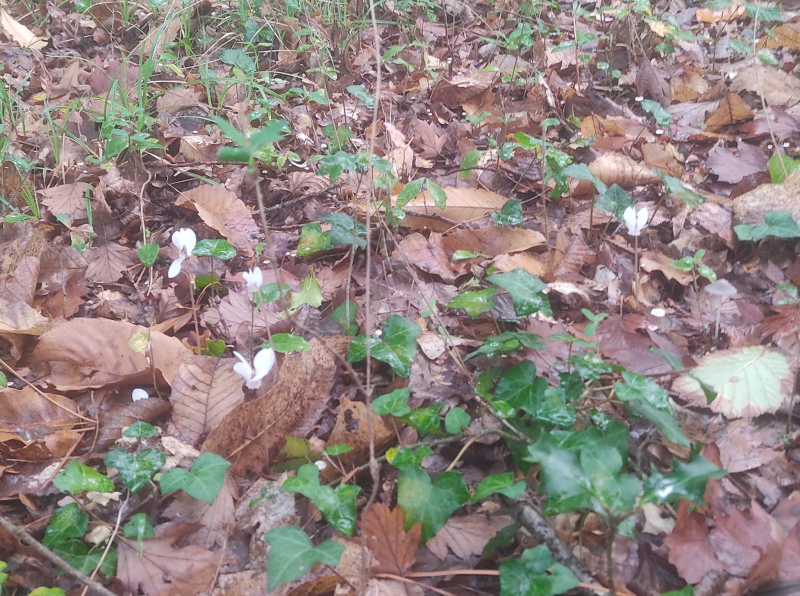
[186,271,201,354]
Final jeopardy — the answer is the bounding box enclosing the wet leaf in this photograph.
[105,448,166,493]
[397,468,469,541]
[499,545,579,596]
[160,452,231,505]
[53,461,114,495]
[283,464,360,536]
[372,387,412,417]
[264,526,345,592]
[447,288,497,318]
[43,503,88,548]
[487,269,550,317]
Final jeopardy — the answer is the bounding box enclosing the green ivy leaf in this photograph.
[444,408,470,434]
[289,272,323,310]
[641,99,673,127]
[270,333,311,353]
[562,163,608,195]
[524,438,590,515]
[569,352,614,380]
[324,443,354,456]
[52,540,117,576]
[615,371,689,447]
[397,178,425,207]
[43,503,88,548]
[137,243,159,267]
[297,223,332,257]
[318,151,366,182]
[346,84,376,109]
[201,338,226,357]
[348,315,421,378]
[255,282,290,307]
[329,300,358,335]
[735,209,800,241]
[265,526,345,592]
[447,289,497,318]
[494,361,546,412]
[122,421,157,438]
[104,448,166,494]
[219,48,256,74]
[397,468,469,541]
[123,513,155,554]
[402,403,444,437]
[492,199,524,226]
[0,371,6,388]
[282,464,360,536]
[319,213,366,249]
[487,269,550,317]
[53,461,114,495]
[595,184,633,219]
[656,171,704,209]
[471,472,525,504]
[427,180,448,210]
[192,239,236,260]
[388,445,433,469]
[768,155,800,184]
[499,545,579,596]
[372,387,412,417]
[460,150,483,180]
[465,331,545,360]
[30,588,67,596]
[642,456,726,506]
[160,452,231,505]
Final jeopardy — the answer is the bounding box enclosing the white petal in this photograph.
[172,228,197,256]
[623,206,636,231]
[253,348,276,378]
[168,257,184,279]
[636,207,649,230]
[131,388,149,402]
[233,361,254,383]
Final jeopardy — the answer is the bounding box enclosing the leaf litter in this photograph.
[1,0,800,595]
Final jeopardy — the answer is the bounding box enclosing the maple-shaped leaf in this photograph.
[85,243,135,283]
[360,503,421,575]
[426,513,515,561]
[117,532,219,596]
[39,182,90,221]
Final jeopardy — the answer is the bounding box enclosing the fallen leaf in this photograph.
[366,579,425,596]
[704,93,755,131]
[177,185,258,257]
[39,182,90,221]
[670,67,709,102]
[403,186,508,224]
[32,319,190,390]
[117,531,220,596]
[203,291,280,340]
[162,476,237,549]
[394,233,456,282]
[430,71,495,109]
[169,355,246,444]
[636,58,672,107]
[639,252,693,286]
[42,273,90,319]
[595,315,674,376]
[202,336,351,475]
[715,419,784,473]
[0,298,50,335]
[156,87,203,116]
[642,143,684,177]
[733,170,800,225]
[327,397,393,458]
[360,503,421,575]
[492,252,549,278]
[589,153,661,188]
[410,120,447,159]
[665,501,725,583]
[0,255,39,306]
[138,16,182,59]
[96,398,171,449]
[759,22,800,51]
[696,3,746,23]
[86,243,135,283]
[426,513,514,561]
[780,526,800,581]
[706,142,768,184]
[730,67,800,108]
[669,99,721,127]
[442,226,546,258]
[0,7,48,49]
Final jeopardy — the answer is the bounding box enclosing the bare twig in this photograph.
[0,514,118,596]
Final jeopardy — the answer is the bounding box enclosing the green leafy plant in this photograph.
[492,199,524,226]
[348,314,421,378]
[104,448,167,493]
[53,461,114,495]
[264,526,345,592]
[282,464,360,536]
[160,452,231,505]
[734,210,800,241]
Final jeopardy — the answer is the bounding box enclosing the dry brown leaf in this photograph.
[202,336,350,475]
[156,87,203,116]
[639,252,693,286]
[665,501,724,583]
[759,22,800,51]
[670,68,709,103]
[696,3,746,22]
[588,153,661,188]
[597,117,656,142]
[394,233,456,282]
[40,182,90,221]
[730,67,800,108]
[138,17,182,59]
[706,142,768,184]
[178,185,258,257]
[492,252,549,278]
[426,514,514,561]
[442,227,545,258]
[162,476,237,549]
[581,114,603,139]
[733,170,800,225]
[97,398,171,449]
[360,504,421,575]
[704,93,755,130]
[327,397,393,458]
[169,355,245,444]
[32,319,190,390]
[403,186,508,223]
[86,243,135,283]
[0,298,50,335]
[410,120,447,159]
[203,291,280,339]
[669,100,721,127]
[42,273,89,319]
[366,579,425,596]
[117,533,220,596]
[715,419,784,473]
[430,71,495,109]
[0,7,48,49]
[0,255,39,306]
[49,60,82,99]
[636,58,672,107]
[642,143,684,177]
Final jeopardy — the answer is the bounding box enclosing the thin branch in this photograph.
[0,514,118,596]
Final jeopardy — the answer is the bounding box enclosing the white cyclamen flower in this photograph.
[131,388,149,402]
[623,205,648,237]
[243,267,263,293]
[168,228,197,278]
[233,348,276,389]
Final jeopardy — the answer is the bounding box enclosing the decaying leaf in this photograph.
[360,503,421,575]
[0,298,50,336]
[704,93,754,130]
[96,398,171,449]
[636,57,672,108]
[40,182,90,221]
[327,397,393,458]
[177,185,258,257]
[706,142,768,184]
[0,7,48,49]
[86,243,136,284]
[162,476,237,549]
[730,67,800,108]
[394,233,456,282]
[202,336,351,475]
[588,153,661,188]
[169,355,246,444]
[32,319,190,390]
[402,186,508,223]
[665,501,725,583]
[426,513,514,561]
[441,226,546,258]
